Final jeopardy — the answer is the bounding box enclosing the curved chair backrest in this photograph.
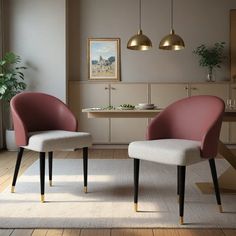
[147,95,225,158]
[11,92,78,146]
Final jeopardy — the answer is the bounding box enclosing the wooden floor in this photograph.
[0,229,235,236]
[0,149,235,236]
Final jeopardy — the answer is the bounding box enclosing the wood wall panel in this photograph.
[231,10,236,81]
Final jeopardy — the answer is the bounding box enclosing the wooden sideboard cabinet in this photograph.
[68,81,233,145]
[69,82,110,143]
[68,82,148,143]
[150,84,189,108]
[230,84,236,143]
[110,83,148,143]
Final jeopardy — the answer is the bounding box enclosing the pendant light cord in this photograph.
[171,0,173,30]
[139,0,142,30]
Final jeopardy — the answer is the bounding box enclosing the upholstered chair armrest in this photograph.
[11,109,29,146]
[146,112,170,140]
[201,118,223,158]
[55,103,78,132]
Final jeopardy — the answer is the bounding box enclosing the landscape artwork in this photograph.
[88,38,120,80]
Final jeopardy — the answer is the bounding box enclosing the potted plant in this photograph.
[193,42,226,82]
[0,52,27,150]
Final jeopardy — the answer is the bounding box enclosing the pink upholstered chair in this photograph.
[128,95,225,225]
[10,92,92,202]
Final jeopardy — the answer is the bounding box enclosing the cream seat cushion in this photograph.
[128,139,204,166]
[23,130,92,152]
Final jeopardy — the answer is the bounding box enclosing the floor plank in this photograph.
[0,151,37,193]
[113,149,128,159]
[65,150,83,159]
[100,149,114,159]
[222,229,236,236]
[112,229,153,236]
[80,229,110,236]
[153,229,178,236]
[10,229,34,236]
[0,229,14,236]
[62,229,81,236]
[32,229,48,236]
[46,229,63,236]
[174,229,224,236]
[0,151,32,177]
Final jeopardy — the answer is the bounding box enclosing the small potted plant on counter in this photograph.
[193,42,226,82]
[0,52,27,150]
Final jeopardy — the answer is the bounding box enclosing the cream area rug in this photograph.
[0,159,235,228]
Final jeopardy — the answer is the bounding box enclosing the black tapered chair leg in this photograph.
[177,166,180,196]
[209,158,222,212]
[40,152,46,203]
[48,152,53,186]
[178,165,186,225]
[11,147,24,193]
[134,158,140,212]
[83,147,88,193]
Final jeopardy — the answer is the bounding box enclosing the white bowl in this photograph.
[138,103,154,107]
[138,103,156,110]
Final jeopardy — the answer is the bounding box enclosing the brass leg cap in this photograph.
[218,204,223,213]
[84,186,87,193]
[49,180,52,187]
[179,216,184,225]
[134,203,138,212]
[11,186,15,193]
[41,195,45,203]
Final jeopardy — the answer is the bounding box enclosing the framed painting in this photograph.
[88,38,120,81]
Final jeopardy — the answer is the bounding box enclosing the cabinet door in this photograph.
[68,82,110,143]
[151,84,188,109]
[110,84,148,143]
[190,83,229,143]
[230,84,236,143]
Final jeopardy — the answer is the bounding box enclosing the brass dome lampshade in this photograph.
[159,0,185,50]
[127,0,152,51]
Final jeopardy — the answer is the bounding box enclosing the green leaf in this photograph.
[17,72,24,77]
[3,52,21,64]
[0,85,7,94]
[0,60,6,66]
[193,41,226,69]
[16,66,27,70]
[0,51,27,101]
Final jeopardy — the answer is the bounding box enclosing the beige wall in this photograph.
[68,0,236,82]
[5,0,67,102]
[5,0,236,97]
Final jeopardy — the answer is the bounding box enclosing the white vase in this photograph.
[6,129,18,151]
[206,68,216,82]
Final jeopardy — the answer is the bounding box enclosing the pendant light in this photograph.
[127,0,152,51]
[159,0,185,50]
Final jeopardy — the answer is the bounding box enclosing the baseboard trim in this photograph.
[227,144,236,149]
[91,144,128,149]
[89,143,236,150]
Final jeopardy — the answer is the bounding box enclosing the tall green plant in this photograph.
[193,42,226,76]
[0,52,27,102]
[0,52,27,130]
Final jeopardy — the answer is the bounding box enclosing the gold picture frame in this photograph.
[88,38,120,81]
